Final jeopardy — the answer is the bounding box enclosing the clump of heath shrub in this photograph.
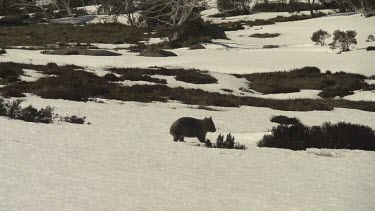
[0,98,89,124]
[0,99,53,123]
[205,133,247,150]
[366,34,375,42]
[0,48,6,55]
[258,122,375,151]
[311,29,331,46]
[61,115,86,124]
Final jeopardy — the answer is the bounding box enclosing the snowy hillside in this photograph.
[0,4,375,211]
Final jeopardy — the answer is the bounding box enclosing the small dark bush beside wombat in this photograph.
[170,117,216,142]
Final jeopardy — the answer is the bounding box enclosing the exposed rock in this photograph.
[139,48,177,57]
[189,44,206,50]
[42,48,122,56]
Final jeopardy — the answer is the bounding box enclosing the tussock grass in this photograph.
[1,63,374,112]
[236,66,369,98]
[0,23,148,47]
[109,67,218,84]
[249,33,281,38]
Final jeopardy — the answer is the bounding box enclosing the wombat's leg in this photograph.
[178,136,185,142]
[197,135,206,143]
[173,136,179,142]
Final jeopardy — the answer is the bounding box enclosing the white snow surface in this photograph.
[1,96,375,210]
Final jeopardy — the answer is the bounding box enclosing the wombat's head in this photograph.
[204,117,216,132]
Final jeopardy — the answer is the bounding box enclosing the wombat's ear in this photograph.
[210,117,212,120]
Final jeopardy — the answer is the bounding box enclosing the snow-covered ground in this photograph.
[2,13,375,76]
[1,6,375,210]
[1,96,375,210]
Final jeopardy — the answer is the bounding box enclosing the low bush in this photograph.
[258,122,375,151]
[252,2,330,13]
[238,66,368,97]
[109,67,217,85]
[268,13,326,23]
[270,115,302,125]
[0,23,148,47]
[205,134,247,150]
[318,85,354,99]
[175,71,218,84]
[241,19,275,27]
[62,115,86,124]
[0,62,82,76]
[249,33,280,38]
[0,14,30,26]
[0,62,24,83]
[42,49,122,56]
[0,48,6,55]
[367,46,375,51]
[219,22,245,31]
[103,73,121,82]
[262,45,280,49]
[220,13,325,31]
[367,34,375,42]
[0,99,53,123]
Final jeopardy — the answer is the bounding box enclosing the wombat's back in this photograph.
[170,117,203,137]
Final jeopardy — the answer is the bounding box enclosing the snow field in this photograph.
[1,96,375,210]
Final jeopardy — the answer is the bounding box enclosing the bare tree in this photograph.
[306,0,316,16]
[140,0,207,27]
[50,0,73,16]
[94,0,138,25]
[340,0,375,17]
[4,0,46,13]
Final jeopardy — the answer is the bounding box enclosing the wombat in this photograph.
[170,117,216,143]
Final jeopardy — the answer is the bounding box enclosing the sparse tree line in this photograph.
[1,0,373,26]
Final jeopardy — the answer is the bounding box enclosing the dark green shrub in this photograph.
[0,14,30,26]
[0,62,23,83]
[62,115,86,124]
[109,67,216,85]
[103,73,121,82]
[0,48,6,55]
[311,29,331,46]
[253,2,326,12]
[219,22,245,31]
[0,23,148,47]
[367,46,375,51]
[367,35,375,42]
[258,122,375,151]
[0,99,53,123]
[318,86,354,99]
[206,133,247,150]
[270,115,302,125]
[263,45,280,49]
[240,66,367,97]
[250,33,280,38]
[175,71,217,84]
